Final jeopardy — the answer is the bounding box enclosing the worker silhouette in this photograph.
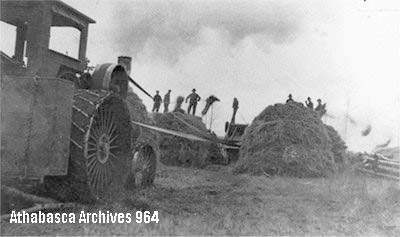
[186,88,201,115]
[305,97,314,109]
[286,94,294,103]
[315,98,327,117]
[231,97,239,124]
[173,96,185,114]
[163,90,171,113]
[152,90,162,113]
[201,95,220,116]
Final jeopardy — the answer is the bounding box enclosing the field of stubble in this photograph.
[1,163,400,236]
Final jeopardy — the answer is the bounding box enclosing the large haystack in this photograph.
[325,124,347,169]
[153,112,213,168]
[235,102,346,177]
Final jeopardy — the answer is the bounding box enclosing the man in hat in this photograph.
[186,88,201,115]
[163,90,171,113]
[286,94,294,103]
[305,97,314,109]
[152,90,162,113]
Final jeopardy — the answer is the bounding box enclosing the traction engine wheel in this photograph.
[126,145,157,189]
[83,99,130,199]
[139,145,157,186]
[44,89,133,203]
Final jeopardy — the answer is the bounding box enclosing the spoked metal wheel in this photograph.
[84,97,131,199]
[126,145,157,189]
[44,90,134,203]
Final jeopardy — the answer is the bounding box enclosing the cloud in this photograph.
[109,0,303,64]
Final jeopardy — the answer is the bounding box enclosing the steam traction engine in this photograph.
[1,0,152,205]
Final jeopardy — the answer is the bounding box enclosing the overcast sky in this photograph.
[1,0,399,152]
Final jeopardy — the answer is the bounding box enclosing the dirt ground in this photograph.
[1,163,400,236]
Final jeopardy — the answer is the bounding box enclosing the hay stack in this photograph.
[126,91,159,152]
[235,102,346,177]
[325,124,347,168]
[153,112,212,168]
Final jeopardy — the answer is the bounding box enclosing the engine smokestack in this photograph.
[118,56,132,76]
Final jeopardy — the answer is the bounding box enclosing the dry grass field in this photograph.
[1,163,400,236]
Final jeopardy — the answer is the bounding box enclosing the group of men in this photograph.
[152,89,201,115]
[152,90,171,113]
[286,94,326,117]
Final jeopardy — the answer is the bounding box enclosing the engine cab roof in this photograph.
[1,0,95,29]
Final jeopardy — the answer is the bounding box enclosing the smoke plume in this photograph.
[109,0,302,64]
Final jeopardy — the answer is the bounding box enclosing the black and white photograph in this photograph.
[0,0,399,235]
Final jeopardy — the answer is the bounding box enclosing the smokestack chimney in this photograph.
[118,56,132,76]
